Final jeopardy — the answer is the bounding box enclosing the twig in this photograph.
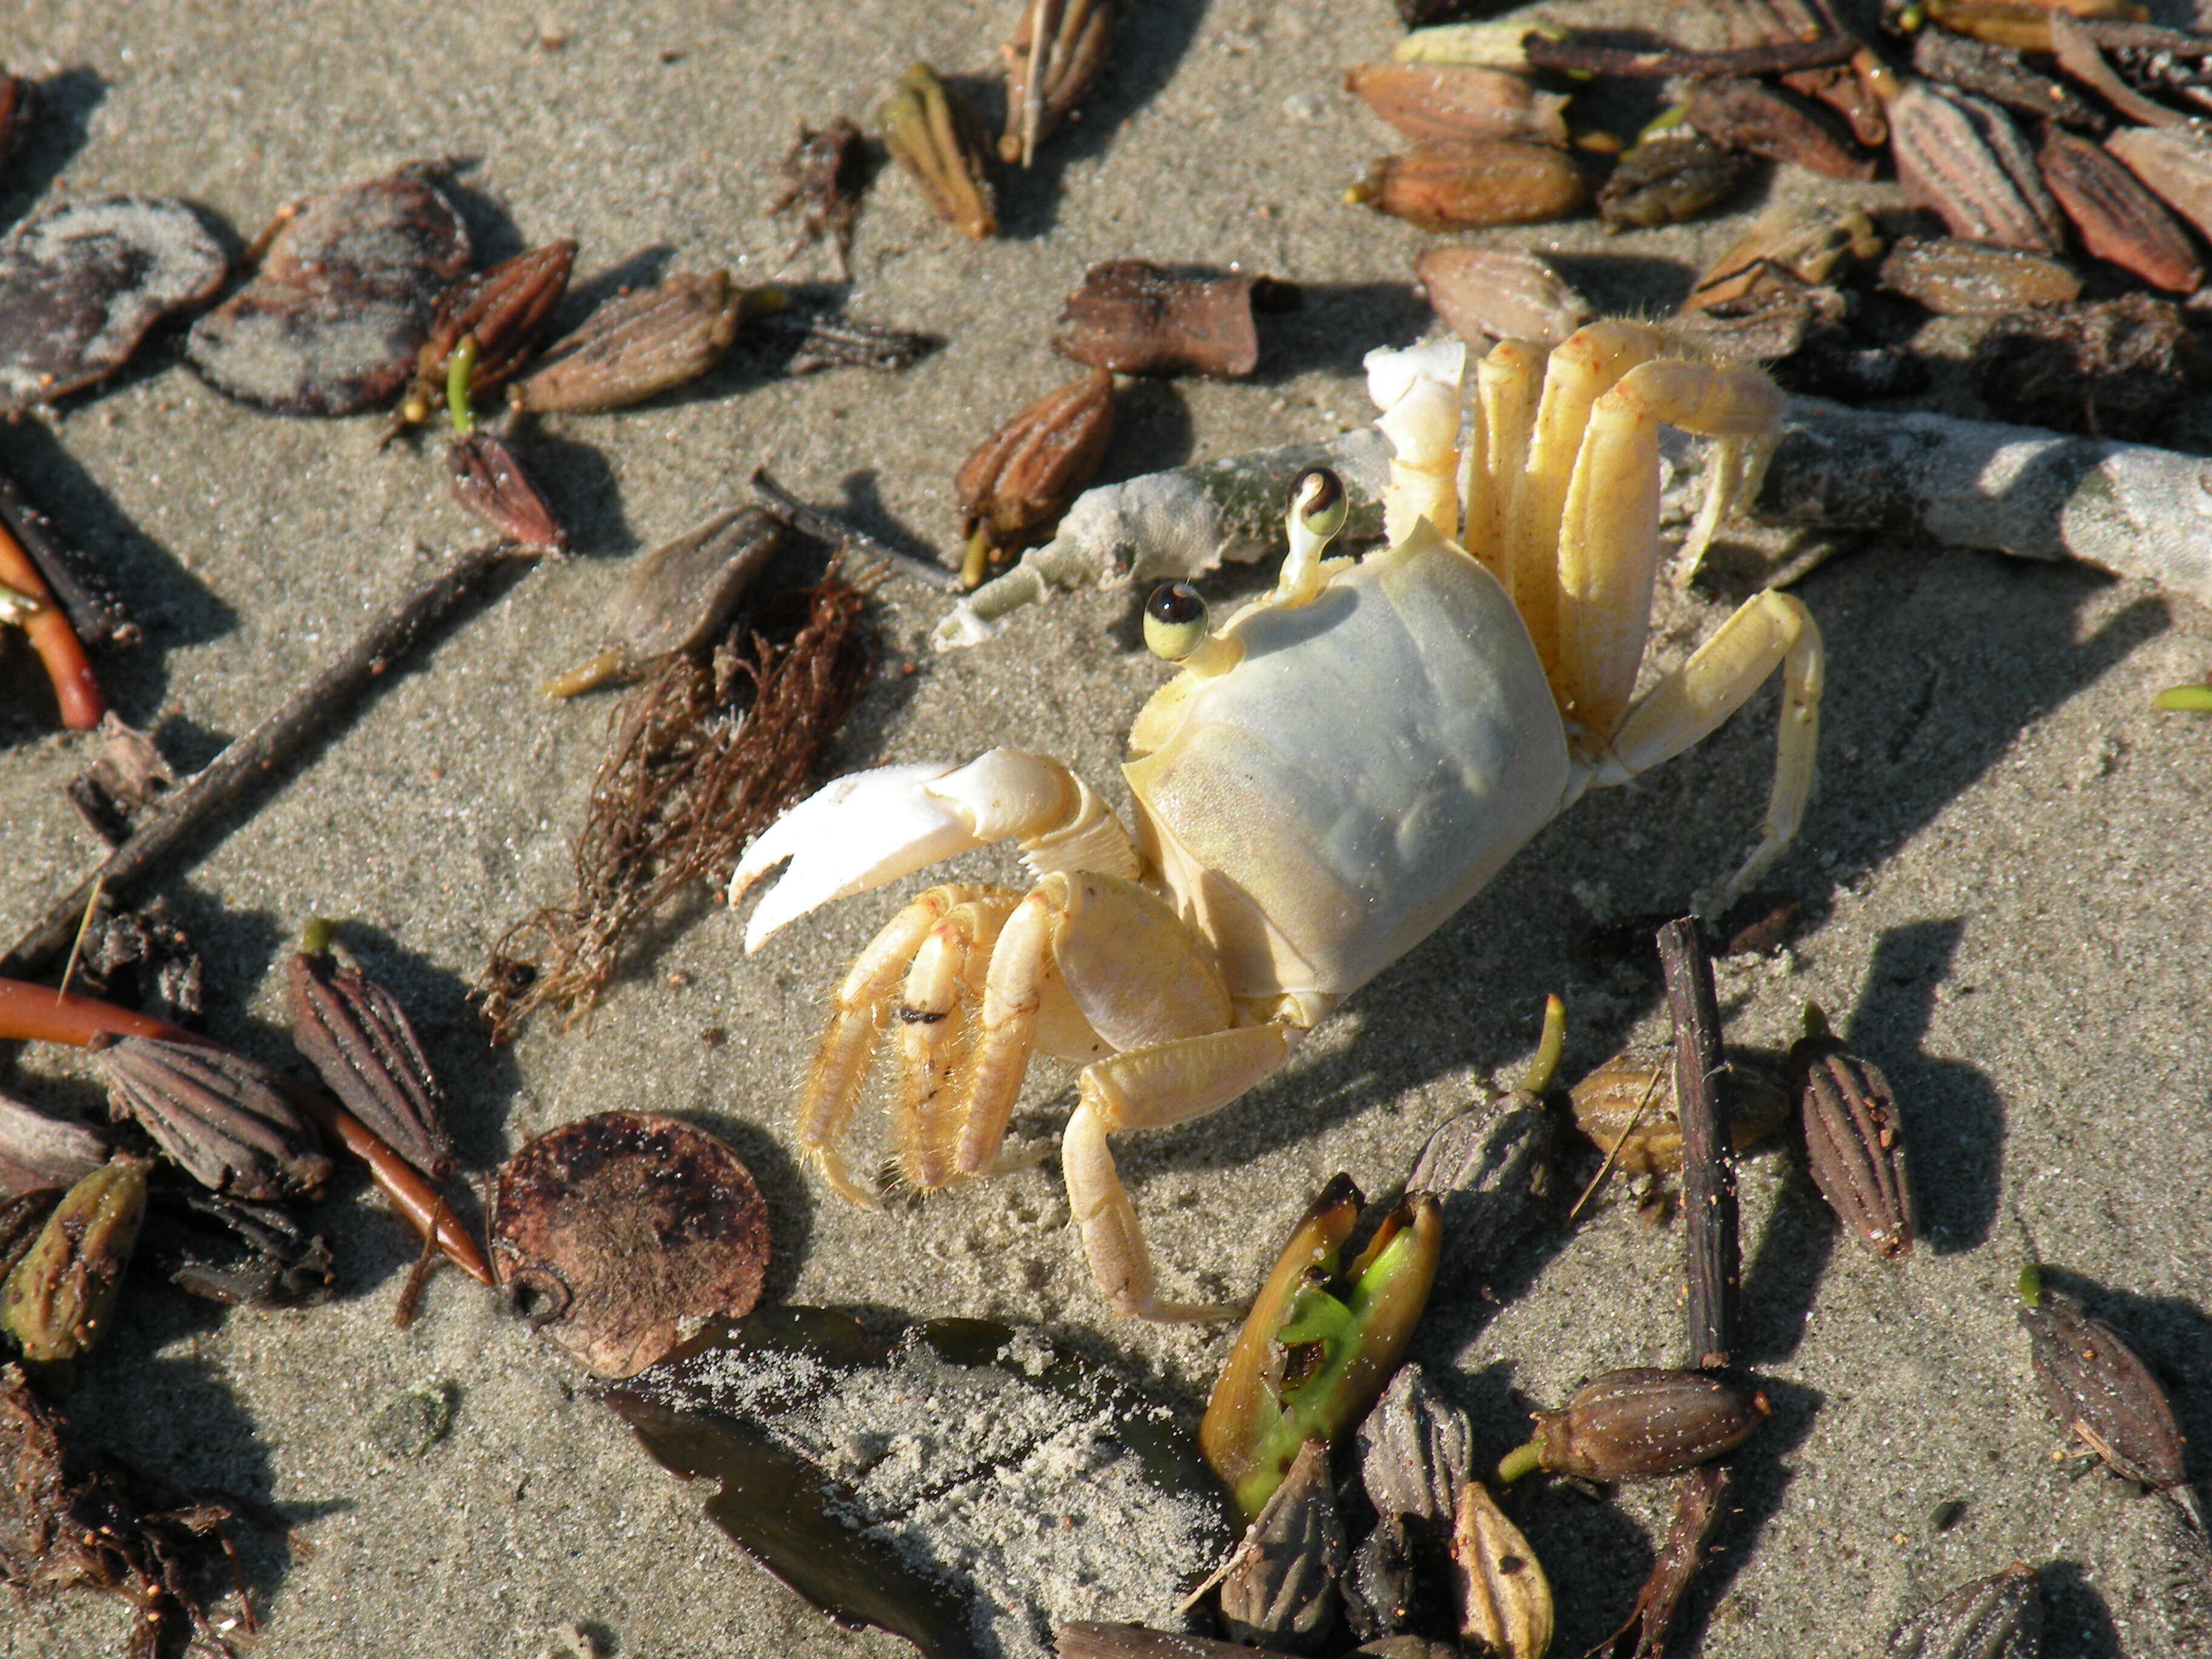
[1525,33,1858,77]
[1660,917,1736,1369]
[1,543,535,980]
[749,466,959,592]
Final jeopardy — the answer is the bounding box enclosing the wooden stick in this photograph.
[1659,917,1736,1370]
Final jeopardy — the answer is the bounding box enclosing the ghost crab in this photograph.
[732,320,1823,1321]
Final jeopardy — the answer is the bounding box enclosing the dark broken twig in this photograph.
[1524,34,1858,78]
[749,466,958,592]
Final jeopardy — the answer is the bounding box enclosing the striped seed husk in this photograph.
[2040,126,2202,292]
[289,950,454,1181]
[92,1035,330,1201]
[1888,81,2065,252]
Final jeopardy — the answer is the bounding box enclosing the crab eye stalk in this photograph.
[1290,467,1349,541]
[1143,581,1210,660]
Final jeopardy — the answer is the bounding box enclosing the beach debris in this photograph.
[957,367,1114,580]
[481,565,873,1033]
[2017,1265,2188,1491]
[1525,33,1858,78]
[0,1191,56,1285]
[2156,680,2212,711]
[185,163,471,415]
[1886,1561,2043,1658]
[446,429,568,551]
[880,62,997,239]
[0,500,104,729]
[1343,63,1570,146]
[544,505,784,697]
[365,1381,456,1460]
[90,1035,331,1202]
[491,1112,768,1379]
[1971,292,2208,438]
[0,196,226,414]
[2106,125,2212,243]
[1403,1089,1558,1287]
[1912,29,2105,130]
[749,466,957,591]
[508,270,746,412]
[1681,77,1873,179]
[757,302,940,375]
[1394,19,1554,70]
[69,899,202,1028]
[1416,247,1589,350]
[1683,203,1882,313]
[1360,1367,1475,1531]
[1056,261,1296,378]
[2036,126,2202,293]
[287,923,454,1181]
[1450,1481,1552,1659]
[1218,1438,1346,1652]
[290,1085,488,1286]
[1597,124,1754,231]
[769,118,868,277]
[138,1186,335,1306]
[1789,1004,1914,1261]
[1349,137,1590,229]
[1000,0,1116,167]
[1876,236,2082,314]
[1569,1047,1791,1178]
[0,1363,254,1658]
[0,1093,107,1197]
[398,239,575,427]
[66,722,178,850]
[1496,1369,1767,1483]
[0,1156,148,1368]
[0,466,133,651]
[1201,1176,1441,1523]
[1888,81,2065,252]
[602,1305,1232,1659]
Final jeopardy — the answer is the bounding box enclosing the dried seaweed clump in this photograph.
[481,569,874,1034]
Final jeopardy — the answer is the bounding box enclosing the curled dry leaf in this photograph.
[1219,1438,1346,1652]
[1681,78,1873,180]
[1343,64,1570,146]
[1351,138,1589,230]
[1569,1046,1791,1176]
[957,366,1114,553]
[1450,1481,1552,1659]
[510,270,743,413]
[185,163,471,415]
[769,118,868,278]
[403,239,575,421]
[1972,292,2210,438]
[491,1111,769,1378]
[880,61,997,239]
[1597,129,1755,231]
[545,506,783,697]
[1684,202,1883,312]
[1056,260,1292,377]
[92,1036,330,1201]
[1888,81,2064,253]
[447,432,567,551]
[1000,0,1116,167]
[1887,1561,2043,1659]
[2018,1276,2187,1489]
[0,1156,148,1365]
[2039,126,2202,293]
[0,196,227,414]
[1877,236,2082,314]
[1911,28,2106,132]
[0,1091,107,1197]
[1416,247,1590,349]
[287,946,454,1181]
[1518,1369,1766,1481]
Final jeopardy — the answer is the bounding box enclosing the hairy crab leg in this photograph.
[891,891,1018,1191]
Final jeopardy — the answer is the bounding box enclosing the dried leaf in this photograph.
[2019,1278,2187,1489]
[1000,0,1116,166]
[0,196,226,413]
[185,163,471,415]
[509,270,744,412]
[880,62,996,238]
[1057,261,1290,378]
[1416,247,1591,349]
[1352,138,1590,230]
[957,367,1115,551]
[2039,125,2202,293]
[91,1034,331,1201]
[768,118,868,277]
[1597,128,1754,230]
[287,947,454,1180]
[1888,82,2064,253]
[1523,1369,1766,1481]
[1344,64,1570,146]
[1877,236,2082,315]
[446,432,567,551]
[491,1111,769,1378]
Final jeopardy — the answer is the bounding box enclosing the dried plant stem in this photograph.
[748,467,957,591]
[1,544,534,980]
[1526,34,1856,77]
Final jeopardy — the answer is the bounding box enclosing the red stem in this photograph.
[0,519,106,730]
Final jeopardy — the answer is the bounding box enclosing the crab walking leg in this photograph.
[1469,340,1544,589]
[1600,589,1825,907]
[893,891,1021,1190]
[1554,357,1788,737]
[1064,1024,1299,1320]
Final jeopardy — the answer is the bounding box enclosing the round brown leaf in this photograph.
[489,1112,768,1378]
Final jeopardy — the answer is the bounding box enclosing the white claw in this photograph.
[732,762,975,952]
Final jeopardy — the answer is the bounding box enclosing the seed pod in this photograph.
[1450,1481,1552,1659]
[287,945,454,1181]
[1877,236,2082,315]
[1350,138,1590,230]
[2039,127,2202,292]
[1918,0,2142,53]
[1416,247,1591,349]
[92,1035,331,1201]
[1889,81,2065,253]
[2018,1272,2187,1489]
[1570,1047,1791,1176]
[401,240,575,425]
[1972,292,2210,439]
[545,506,785,696]
[1682,78,1874,181]
[880,62,997,239]
[0,1156,149,1364]
[2106,125,2212,244]
[0,1190,58,1286]
[1685,203,1883,312]
[1000,0,1116,166]
[1344,64,1571,146]
[1887,1561,2043,1659]
[1597,127,1755,231]
[1517,1368,1766,1481]
[957,367,1114,554]
[1056,261,1292,378]
[1404,1097,1555,1287]
[0,1091,108,1197]
[509,272,746,413]
[1359,1365,1475,1523]
[1912,29,2106,130]
[447,432,567,552]
[1219,1438,1346,1652]
[1790,1015,1915,1260]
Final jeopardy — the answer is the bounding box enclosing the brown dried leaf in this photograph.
[1877,236,2082,314]
[1344,63,1570,146]
[185,163,471,415]
[768,118,868,277]
[91,1035,330,1201]
[2040,126,2203,293]
[510,271,743,413]
[287,948,453,1181]
[1354,137,1590,230]
[1889,81,2065,252]
[880,62,997,238]
[490,1111,769,1378]
[1001,0,1116,166]
[957,366,1114,550]
[0,196,226,413]
[2019,1284,2187,1489]
[1597,129,1754,231]
[447,432,567,552]
[1057,260,1287,377]
[1529,1368,1766,1481]
[1416,247,1591,349]
[1682,78,1874,180]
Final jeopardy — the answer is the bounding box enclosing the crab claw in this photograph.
[731,762,978,952]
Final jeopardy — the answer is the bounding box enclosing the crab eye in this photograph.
[1290,466,1349,541]
[1144,581,1210,661]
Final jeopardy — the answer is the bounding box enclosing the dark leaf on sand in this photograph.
[600,1305,1232,1659]
[184,163,470,415]
[490,1111,768,1378]
[0,196,226,413]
